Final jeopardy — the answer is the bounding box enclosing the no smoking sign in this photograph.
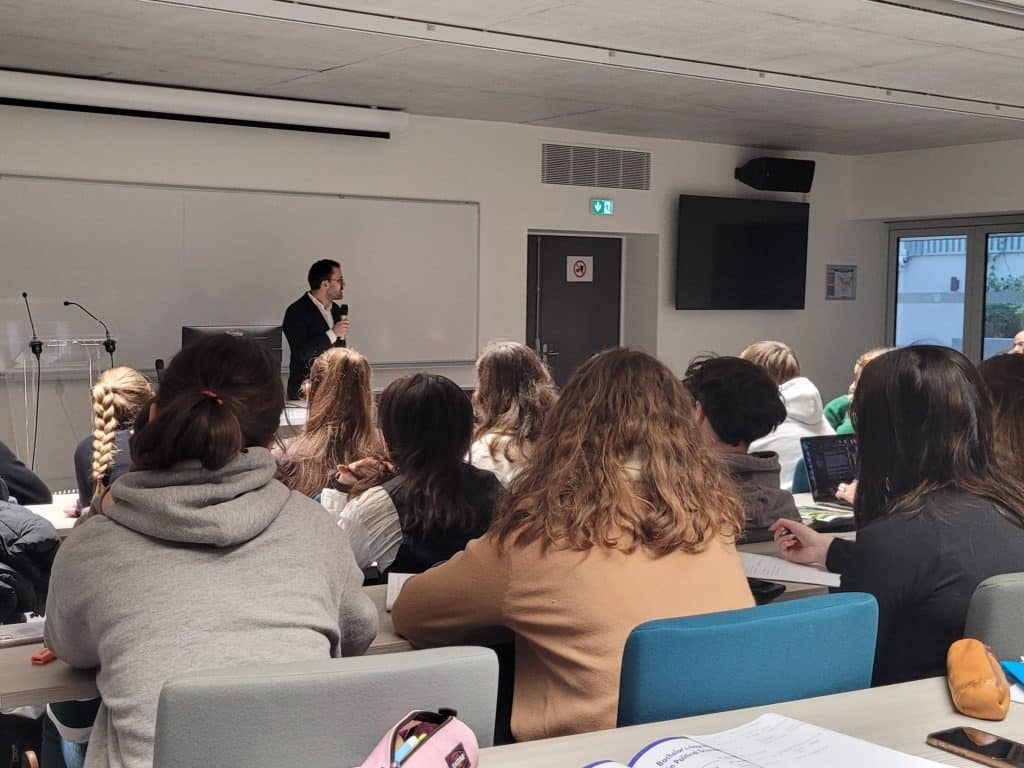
[566,255,593,282]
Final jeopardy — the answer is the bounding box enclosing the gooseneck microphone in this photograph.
[21,292,42,470]
[338,303,349,343]
[64,300,116,367]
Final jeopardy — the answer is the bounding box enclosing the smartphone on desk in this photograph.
[927,726,1024,767]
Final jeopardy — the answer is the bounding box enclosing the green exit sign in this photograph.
[590,198,615,215]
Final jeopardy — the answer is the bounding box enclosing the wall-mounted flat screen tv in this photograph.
[675,195,808,310]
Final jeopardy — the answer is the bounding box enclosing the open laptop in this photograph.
[800,435,858,510]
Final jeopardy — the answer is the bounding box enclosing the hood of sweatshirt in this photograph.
[104,447,289,547]
[721,451,800,529]
[779,376,827,426]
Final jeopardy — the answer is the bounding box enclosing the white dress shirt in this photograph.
[307,292,338,344]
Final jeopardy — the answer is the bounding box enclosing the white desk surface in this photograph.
[479,677,1023,768]
[0,584,409,709]
[25,492,79,537]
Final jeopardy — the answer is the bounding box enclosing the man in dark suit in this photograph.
[282,259,348,400]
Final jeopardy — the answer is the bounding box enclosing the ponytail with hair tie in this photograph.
[201,389,224,406]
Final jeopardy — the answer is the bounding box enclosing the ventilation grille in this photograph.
[541,144,650,190]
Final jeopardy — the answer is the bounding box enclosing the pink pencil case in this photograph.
[358,709,478,768]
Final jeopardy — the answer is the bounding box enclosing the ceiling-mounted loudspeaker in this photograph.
[735,157,815,193]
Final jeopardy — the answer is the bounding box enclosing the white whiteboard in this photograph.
[0,177,479,371]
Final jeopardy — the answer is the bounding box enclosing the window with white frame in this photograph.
[889,218,1024,361]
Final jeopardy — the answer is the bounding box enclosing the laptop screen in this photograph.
[800,435,858,503]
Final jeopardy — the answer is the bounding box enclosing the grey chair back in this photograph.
[965,572,1024,660]
[152,646,498,768]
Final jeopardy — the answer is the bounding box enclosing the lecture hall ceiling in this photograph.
[1,0,1024,152]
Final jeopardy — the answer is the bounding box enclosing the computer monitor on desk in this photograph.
[181,325,283,370]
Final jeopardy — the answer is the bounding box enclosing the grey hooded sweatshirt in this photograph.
[44,447,378,768]
[720,451,801,530]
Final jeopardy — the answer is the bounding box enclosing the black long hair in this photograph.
[852,345,1024,529]
[378,373,477,536]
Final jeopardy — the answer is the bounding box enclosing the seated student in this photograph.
[683,356,800,530]
[740,340,834,490]
[823,348,889,435]
[275,347,382,497]
[470,341,557,486]
[392,349,754,742]
[334,373,500,575]
[72,367,153,514]
[44,334,377,768]
[772,345,1024,687]
[979,353,1024,475]
[0,438,51,505]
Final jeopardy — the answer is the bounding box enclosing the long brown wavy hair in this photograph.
[852,345,1024,529]
[978,353,1024,478]
[472,341,557,463]
[490,348,745,555]
[284,347,381,496]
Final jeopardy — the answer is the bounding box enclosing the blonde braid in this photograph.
[91,381,119,495]
[88,367,154,499]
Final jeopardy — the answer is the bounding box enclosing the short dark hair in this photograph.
[683,355,786,447]
[131,334,284,471]
[378,373,476,536]
[307,259,340,291]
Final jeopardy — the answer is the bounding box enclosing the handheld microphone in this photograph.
[338,303,349,342]
[64,300,116,366]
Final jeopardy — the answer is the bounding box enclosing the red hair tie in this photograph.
[200,389,224,406]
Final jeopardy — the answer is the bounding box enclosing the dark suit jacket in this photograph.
[282,294,345,399]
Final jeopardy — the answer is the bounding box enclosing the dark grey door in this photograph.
[527,234,622,386]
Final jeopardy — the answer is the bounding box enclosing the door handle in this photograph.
[541,342,560,364]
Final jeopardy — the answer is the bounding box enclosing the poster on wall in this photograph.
[826,264,857,300]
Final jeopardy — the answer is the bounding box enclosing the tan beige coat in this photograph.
[392,532,753,742]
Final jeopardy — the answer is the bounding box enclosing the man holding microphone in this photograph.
[283,259,348,400]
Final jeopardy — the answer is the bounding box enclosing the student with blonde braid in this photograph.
[72,367,153,512]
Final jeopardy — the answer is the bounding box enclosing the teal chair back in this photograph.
[617,592,877,726]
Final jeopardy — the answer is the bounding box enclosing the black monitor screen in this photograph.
[181,325,283,370]
[801,435,858,501]
[675,195,808,310]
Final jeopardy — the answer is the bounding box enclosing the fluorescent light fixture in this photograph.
[0,70,409,137]
[868,0,1024,29]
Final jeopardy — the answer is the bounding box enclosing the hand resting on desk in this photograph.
[769,518,832,568]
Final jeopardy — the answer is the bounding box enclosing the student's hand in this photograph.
[332,318,350,338]
[836,480,858,504]
[64,499,82,518]
[769,518,831,566]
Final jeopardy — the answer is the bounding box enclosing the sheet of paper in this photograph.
[385,572,415,611]
[625,738,758,768]
[696,713,943,768]
[739,553,840,587]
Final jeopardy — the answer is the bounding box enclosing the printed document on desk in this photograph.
[739,553,840,587]
[385,573,414,611]
[585,713,942,768]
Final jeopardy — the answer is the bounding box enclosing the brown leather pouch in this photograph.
[946,638,1010,721]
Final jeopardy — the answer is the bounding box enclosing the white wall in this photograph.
[850,139,1024,221]
[0,105,887,486]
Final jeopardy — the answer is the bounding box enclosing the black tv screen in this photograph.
[675,195,808,310]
